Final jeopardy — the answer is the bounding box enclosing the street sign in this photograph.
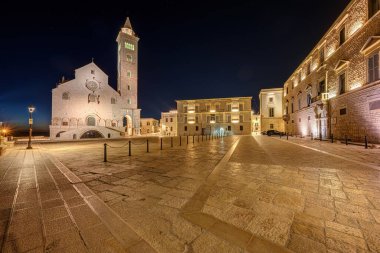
[29,119,33,125]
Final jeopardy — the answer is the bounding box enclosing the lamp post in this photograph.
[27,105,35,149]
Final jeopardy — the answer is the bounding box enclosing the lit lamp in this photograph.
[27,105,35,149]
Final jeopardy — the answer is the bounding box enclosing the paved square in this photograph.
[1,135,380,252]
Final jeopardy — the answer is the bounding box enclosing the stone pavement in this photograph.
[2,135,380,252]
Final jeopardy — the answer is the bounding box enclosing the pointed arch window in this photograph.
[62,92,70,100]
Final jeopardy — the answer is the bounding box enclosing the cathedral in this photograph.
[49,18,141,140]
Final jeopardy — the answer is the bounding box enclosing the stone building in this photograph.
[260,88,285,133]
[252,113,261,135]
[176,97,252,136]
[283,0,380,142]
[160,110,178,136]
[140,118,159,135]
[49,18,141,140]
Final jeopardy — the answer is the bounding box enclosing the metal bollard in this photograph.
[345,135,348,146]
[179,136,181,146]
[146,139,149,153]
[365,136,368,149]
[331,134,334,143]
[104,143,107,162]
[161,138,163,150]
[129,141,131,156]
[171,137,174,147]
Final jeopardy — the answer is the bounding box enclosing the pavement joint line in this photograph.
[43,150,158,252]
[274,137,380,171]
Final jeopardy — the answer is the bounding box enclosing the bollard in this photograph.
[104,143,107,162]
[161,138,163,150]
[320,133,322,141]
[129,141,131,156]
[331,134,334,143]
[345,135,348,146]
[171,137,174,147]
[179,136,181,146]
[365,136,368,149]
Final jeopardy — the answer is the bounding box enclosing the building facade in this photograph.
[252,113,261,135]
[140,118,159,135]
[260,88,285,133]
[50,18,141,140]
[176,97,252,136]
[283,0,380,142]
[160,110,178,136]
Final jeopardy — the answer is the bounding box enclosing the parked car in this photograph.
[266,130,285,136]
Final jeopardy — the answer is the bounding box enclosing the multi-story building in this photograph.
[260,88,285,133]
[252,113,261,135]
[160,110,178,136]
[283,0,380,142]
[140,118,159,135]
[176,97,252,136]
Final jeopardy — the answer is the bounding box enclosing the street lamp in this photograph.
[27,105,35,149]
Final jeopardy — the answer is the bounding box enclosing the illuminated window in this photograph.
[369,0,380,19]
[62,92,70,100]
[127,54,133,62]
[339,26,346,46]
[125,42,135,51]
[127,71,132,78]
[339,73,346,95]
[368,53,379,83]
[269,108,274,117]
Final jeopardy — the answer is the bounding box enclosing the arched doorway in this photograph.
[87,116,96,126]
[56,131,66,138]
[80,130,104,139]
[123,115,133,136]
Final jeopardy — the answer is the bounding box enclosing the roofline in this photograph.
[284,0,358,84]
[175,96,253,102]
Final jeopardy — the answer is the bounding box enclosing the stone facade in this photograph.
[140,118,159,135]
[283,0,380,143]
[176,97,252,136]
[251,113,261,135]
[49,18,141,140]
[260,88,285,133]
[160,110,178,136]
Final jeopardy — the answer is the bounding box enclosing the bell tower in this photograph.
[116,17,139,109]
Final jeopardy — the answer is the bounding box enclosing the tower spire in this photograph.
[124,17,133,29]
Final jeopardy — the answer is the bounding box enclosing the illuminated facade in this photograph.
[283,0,380,142]
[49,18,141,140]
[160,110,178,136]
[260,88,285,133]
[251,113,261,134]
[176,97,252,136]
[140,118,159,135]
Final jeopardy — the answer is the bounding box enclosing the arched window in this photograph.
[88,94,96,103]
[62,92,70,100]
[123,117,127,127]
[87,116,96,126]
[80,130,104,139]
[111,98,116,104]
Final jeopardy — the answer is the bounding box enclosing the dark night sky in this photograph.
[0,0,349,133]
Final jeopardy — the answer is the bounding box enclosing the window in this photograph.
[166,118,168,122]
[195,105,200,113]
[127,71,132,78]
[196,116,199,123]
[298,71,302,82]
[207,116,211,123]
[184,126,187,131]
[87,117,96,126]
[298,97,301,110]
[127,98,132,104]
[206,104,210,112]
[339,26,346,46]
[227,114,231,123]
[269,108,274,117]
[240,126,243,131]
[196,126,199,131]
[239,114,243,123]
[319,47,325,65]
[147,122,150,126]
[127,55,133,62]
[227,104,231,112]
[62,122,68,126]
[239,104,243,111]
[170,118,173,122]
[368,53,379,83]
[291,102,294,113]
[170,127,173,131]
[339,73,346,95]
[125,42,135,51]
[318,80,326,95]
[307,93,312,107]
[91,70,95,74]
[307,62,311,75]
[270,124,274,129]
[227,125,231,131]
[112,122,116,127]
[269,97,273,103]
[340,108,347,115]
[286,87,289,94]
[184,106,188,113]
[369,0,380,19]
[128,85,131,91]
[62,92,70,100]
[88,94,96,103]
[111,98,116,104]
[184,116,187,123]
[216,104,220,111]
